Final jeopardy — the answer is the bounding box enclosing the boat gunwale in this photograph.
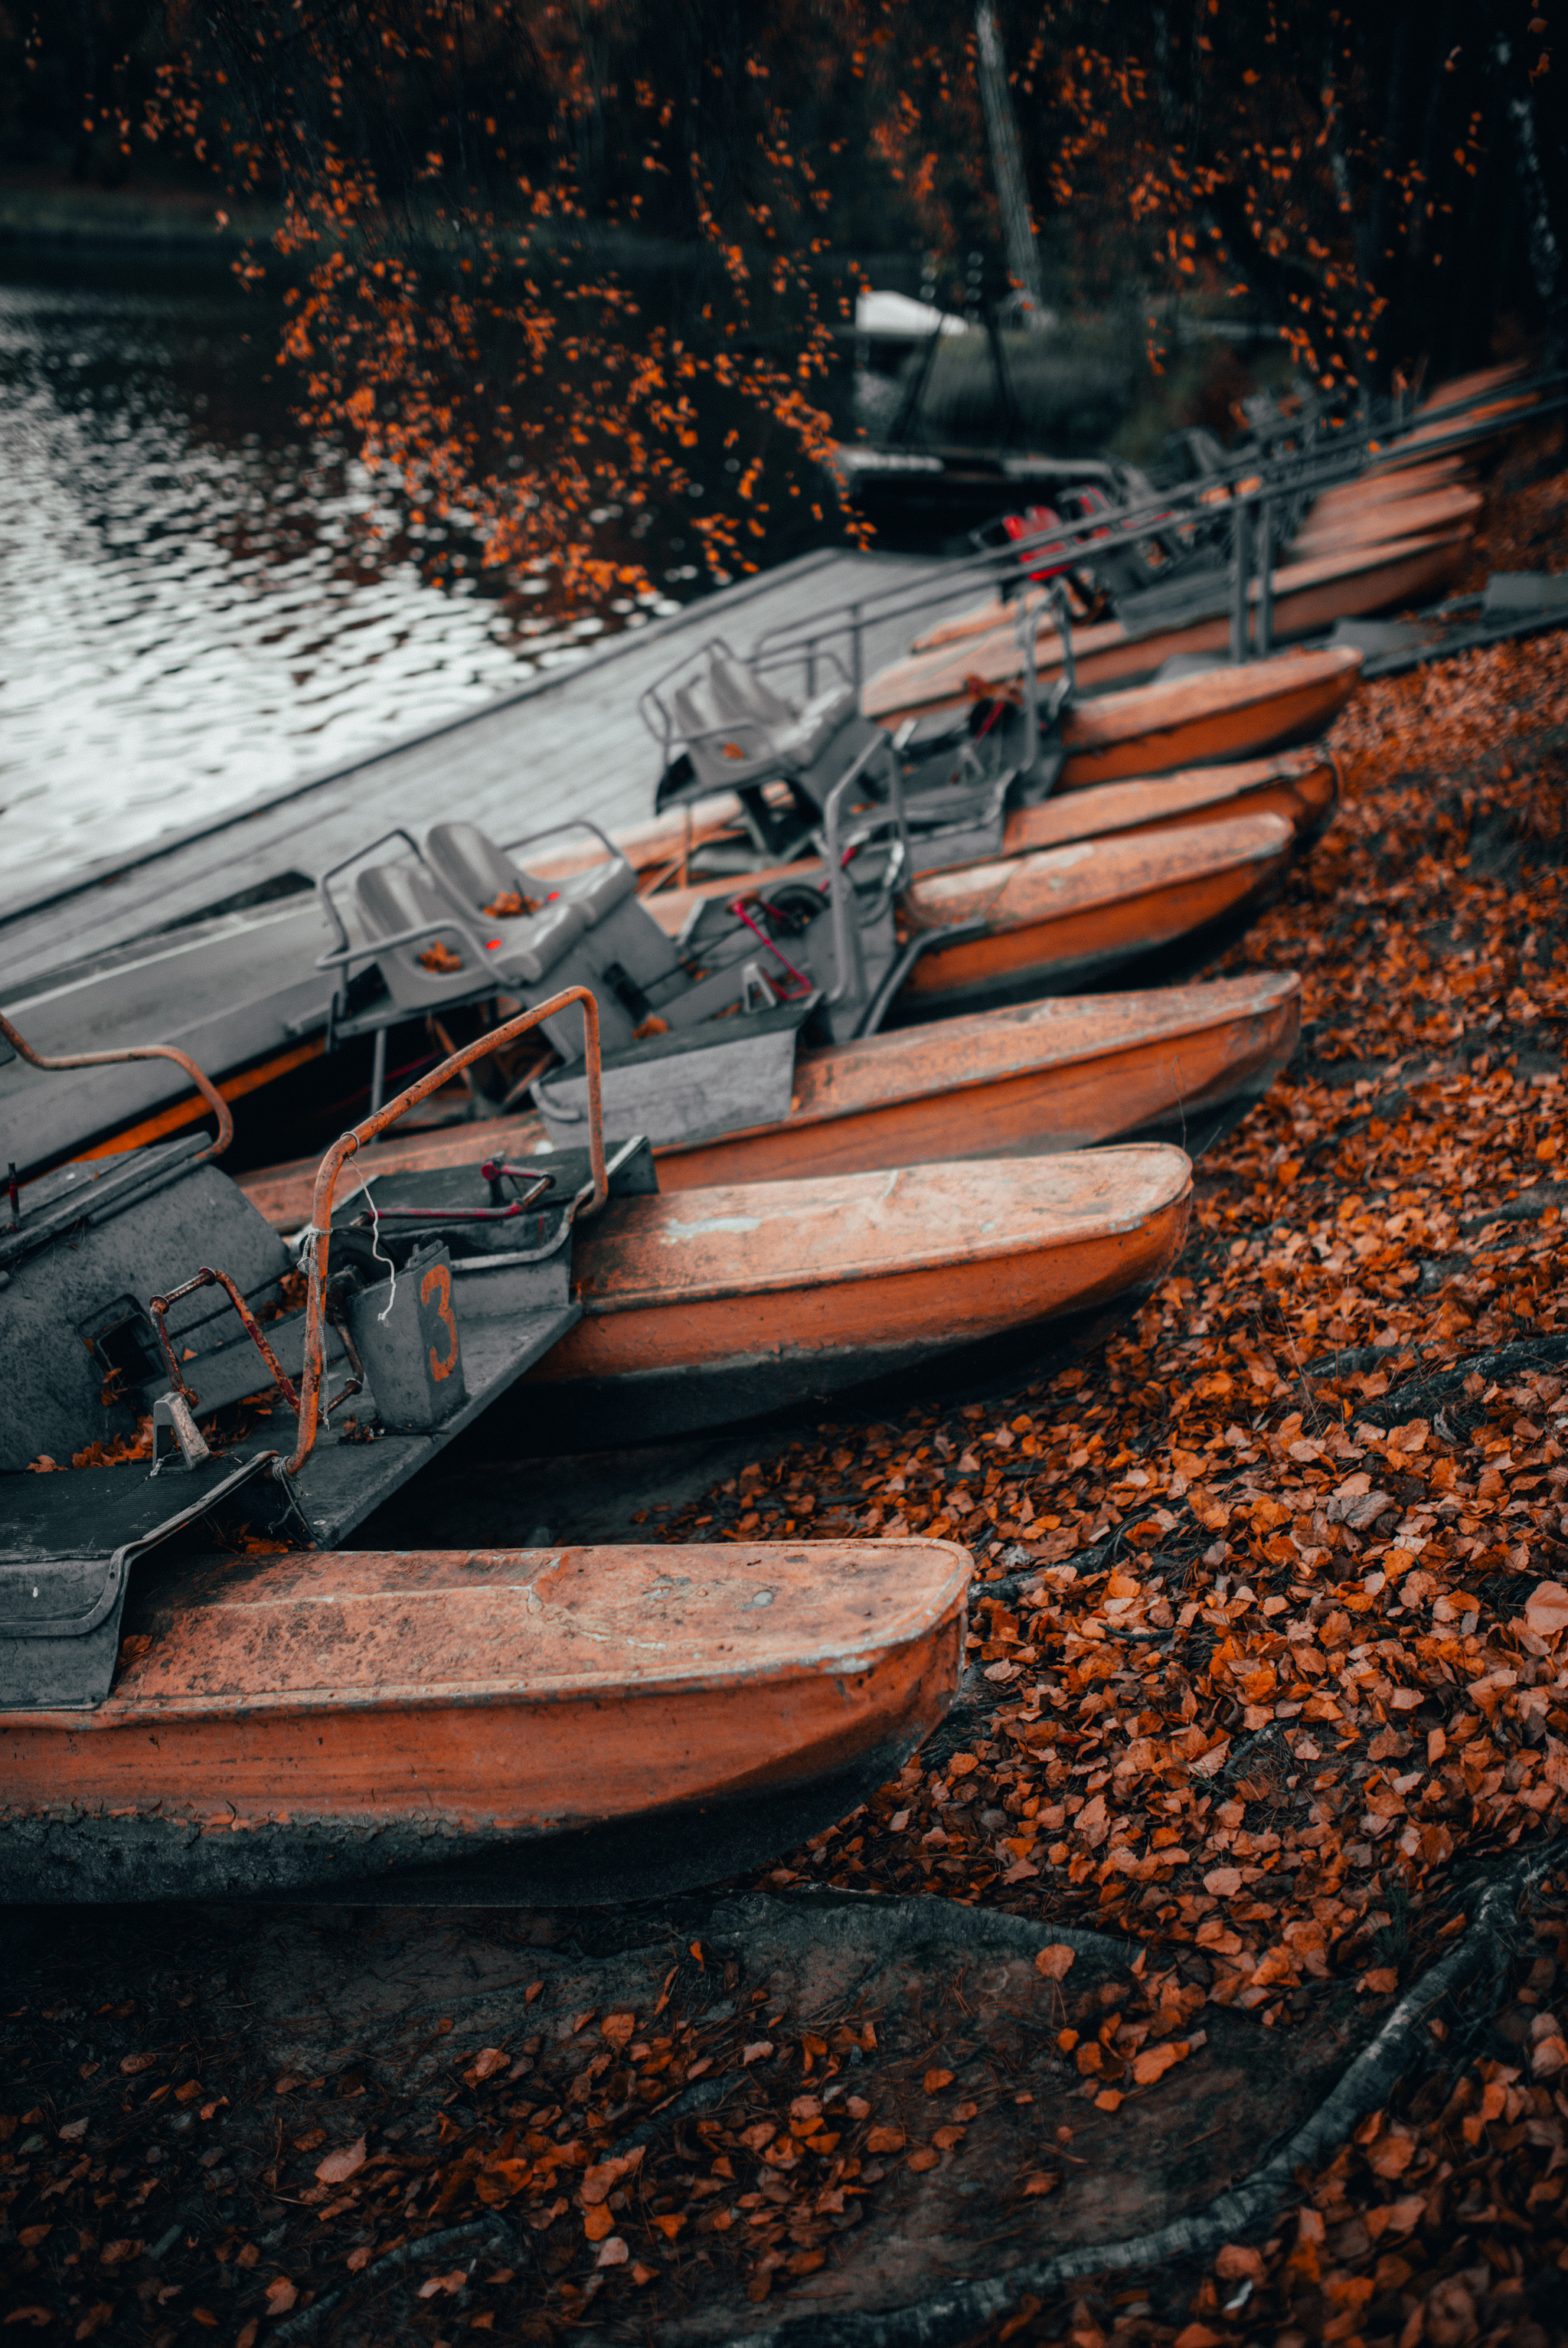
[652,974,1301,1154]
[0,1540,972,1730]
[573,1151,1193,1313]
[903,811,1296,922]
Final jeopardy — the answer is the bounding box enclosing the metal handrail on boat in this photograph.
[0,1010,234,1164]
[286,984,607,1476]
[753,369,1568,698]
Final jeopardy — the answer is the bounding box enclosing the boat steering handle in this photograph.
[286,984,606,1478]
[0,1011,234,1164]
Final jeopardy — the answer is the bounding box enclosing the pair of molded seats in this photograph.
[353,824,688,1056]
[359,817,746,1056]
[665,646,880,810]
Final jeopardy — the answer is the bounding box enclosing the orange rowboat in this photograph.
[524,1145,1191,1432]
[0,1538,970,1902]
[1008,744,1336,841]
[895,813,1293,1012]
[631,747,1338,928]
[1054,649,1361,791]
[1285,483,1481,561]
[868,540,1445,718]
[239,974,1297,1216]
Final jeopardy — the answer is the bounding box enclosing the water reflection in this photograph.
[0,269,689,896]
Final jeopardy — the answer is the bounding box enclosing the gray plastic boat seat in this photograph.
[707,651,798,731]
[706,654,858,769]
[423,820,523,910]
[355,857,590,1011]
[354,860,492,1009]
[426,820,639,931]
[425,818,682,1019]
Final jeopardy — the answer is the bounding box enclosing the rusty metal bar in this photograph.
[286,984,605,1478]
[148,1265,302,1416]
[0,1011,234,1164]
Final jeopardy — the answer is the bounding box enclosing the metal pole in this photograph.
[1230,498,1253,664]
[369,1026,388,1118]
[975,2,1050,328]
[1256,498,1276,658]
[850,604,864,697]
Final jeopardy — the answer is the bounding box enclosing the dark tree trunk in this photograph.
[1492,28,1566,364]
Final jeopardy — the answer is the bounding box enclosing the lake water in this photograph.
[0,263,742,900]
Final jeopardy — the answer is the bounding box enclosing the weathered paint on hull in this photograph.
[532,1147,1191,1407]
[868,536,1455,718]
[0,1540,969,1902]
[895,814,1293,1011]
[236,974,1292,1227]
[1054,648,1363,790]
[653,974,1299,1185]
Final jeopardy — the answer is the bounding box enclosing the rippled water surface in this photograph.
[0,268,693,898]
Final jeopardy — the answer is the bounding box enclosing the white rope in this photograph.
[290,1138,399,1330]
[351,1161,400,1324]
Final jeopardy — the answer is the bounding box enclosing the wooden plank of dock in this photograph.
[0,547,958,989]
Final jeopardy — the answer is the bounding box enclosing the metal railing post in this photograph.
[1256,498,1276,658]
[1230,496,1253,664]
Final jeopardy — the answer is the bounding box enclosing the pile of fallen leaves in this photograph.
[633,443,1568,2320]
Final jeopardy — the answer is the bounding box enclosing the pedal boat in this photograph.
[1052,645,1364,789]
[867,542,1449,720]
[630,749,1338,923]
[525,1142,1191,1433]
[239,974,1295,1215]
[0,1536,970,1904]
[0,998,976,1902]
[892,812,1294,1014]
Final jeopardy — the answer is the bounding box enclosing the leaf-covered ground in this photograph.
[5,438,1568,2348]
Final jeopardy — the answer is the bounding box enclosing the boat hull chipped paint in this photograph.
[528,1145,1192,1429]
[1055,647,1364,789]
[237,975,1296,1217]
[0,1540,970,1903]
[895,814,1294,1011]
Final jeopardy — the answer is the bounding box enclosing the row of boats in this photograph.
[0,359,1555,1907]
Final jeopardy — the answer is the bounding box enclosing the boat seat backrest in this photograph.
[707,652,799,732]
[424,820,520,911]
[353,858,489,1010]
[429,819,679,1014]
[357,858,462,947]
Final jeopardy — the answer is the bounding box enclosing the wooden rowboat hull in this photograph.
[657,973,1298,1184]
[524,1146,1191,1432]
[237,974,1294,1223]
[871,534,1459,716]
[632,749,1338,931]
[1056,646,1362,790]
[895,812,1293,1013]
[0,1540,969,1902]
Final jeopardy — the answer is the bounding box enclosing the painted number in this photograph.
[420,1260,460,1383]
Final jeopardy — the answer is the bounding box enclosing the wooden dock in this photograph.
[0,547,959,1171]
[0,547,949,985]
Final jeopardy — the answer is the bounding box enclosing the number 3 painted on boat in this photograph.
[420,1260,460,1383]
